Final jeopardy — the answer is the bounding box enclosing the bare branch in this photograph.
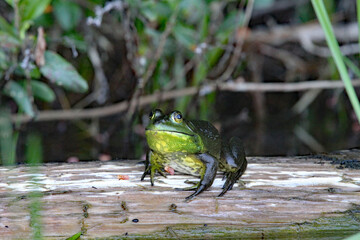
[12,79,360,123]
[248,22,359,57]
[249,22,358,46]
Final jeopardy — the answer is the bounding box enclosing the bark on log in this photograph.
[1,150,360,239]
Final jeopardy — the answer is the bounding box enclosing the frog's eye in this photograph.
[149,109,163,120]
[149,111,154,119]
[172,112,183,123]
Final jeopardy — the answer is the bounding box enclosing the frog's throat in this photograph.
[145,129,203,153]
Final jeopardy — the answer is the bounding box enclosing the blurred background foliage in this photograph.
[0,0,359,165]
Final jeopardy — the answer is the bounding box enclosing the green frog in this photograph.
[141,109,247,200]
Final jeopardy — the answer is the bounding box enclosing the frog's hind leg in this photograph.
[185,153,218,200]
[218,137,247,197]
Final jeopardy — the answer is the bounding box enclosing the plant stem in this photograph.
[357,0,360,53]
[311,0,360,123]
[14,0,20,35]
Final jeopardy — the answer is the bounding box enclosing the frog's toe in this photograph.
[219,171,239,196]
[185,184,206,200]
[175,186,197,191]
[218,180,234,197]
[140,171,149,181]
[158,169,167,178]
[184,180,199,185]
[176,182,199,191]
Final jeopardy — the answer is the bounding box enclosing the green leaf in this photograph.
[0,31,21,47]
[216,11,244,42]
[4,0,14,7]
[140,4,158,22]
[0,15,17,37]
[40,51,89,93]
[3,81,35,117]
[206,47,224,68]
[53,0,82,31]
[140,1,172,21]
[199,12,209,41]
[0,49,9,71]
[179,0,207,23]
[14,65,40,78]
[193,61,207,85]
[173,23,196,48]
[19,0,51,23]
[66,231,82,240]
[19,80,56,103]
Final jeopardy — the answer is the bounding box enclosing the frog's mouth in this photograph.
[145,129,195,137]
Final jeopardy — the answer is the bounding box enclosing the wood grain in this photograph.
[0,154,359,239]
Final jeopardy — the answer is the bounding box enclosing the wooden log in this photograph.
[0,151,360,239]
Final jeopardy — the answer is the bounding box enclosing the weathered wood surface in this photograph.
[1,152,360,239]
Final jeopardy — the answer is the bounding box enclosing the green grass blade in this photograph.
[66,231,82,240]
[357,0,360,52]
[0,108,16,165]
[25,132,43,166]
[311,0,360,123]
[343,56,360,78]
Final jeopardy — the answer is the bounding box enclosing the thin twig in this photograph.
[217,0,254,82]
[74,43,109,108]
[11,78,360,123]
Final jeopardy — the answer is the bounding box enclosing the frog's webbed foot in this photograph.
[140,151,166,186]
[175,181,199,191]
[218,160,247,197]
[184,179,198,185]
[185,153,218,200]
[141,166,167,186]
[175,186,198,191]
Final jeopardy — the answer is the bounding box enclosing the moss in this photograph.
[86,213,360,240]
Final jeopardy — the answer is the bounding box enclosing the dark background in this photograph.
[0,0,359,164]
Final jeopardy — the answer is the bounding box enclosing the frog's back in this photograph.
[187,120,221,158]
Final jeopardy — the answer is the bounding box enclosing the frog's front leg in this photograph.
[140,151,166,186]
[219,137,247,197]
[185,153,218,200]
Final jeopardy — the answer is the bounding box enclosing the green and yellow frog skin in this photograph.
[141,109,247,200]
